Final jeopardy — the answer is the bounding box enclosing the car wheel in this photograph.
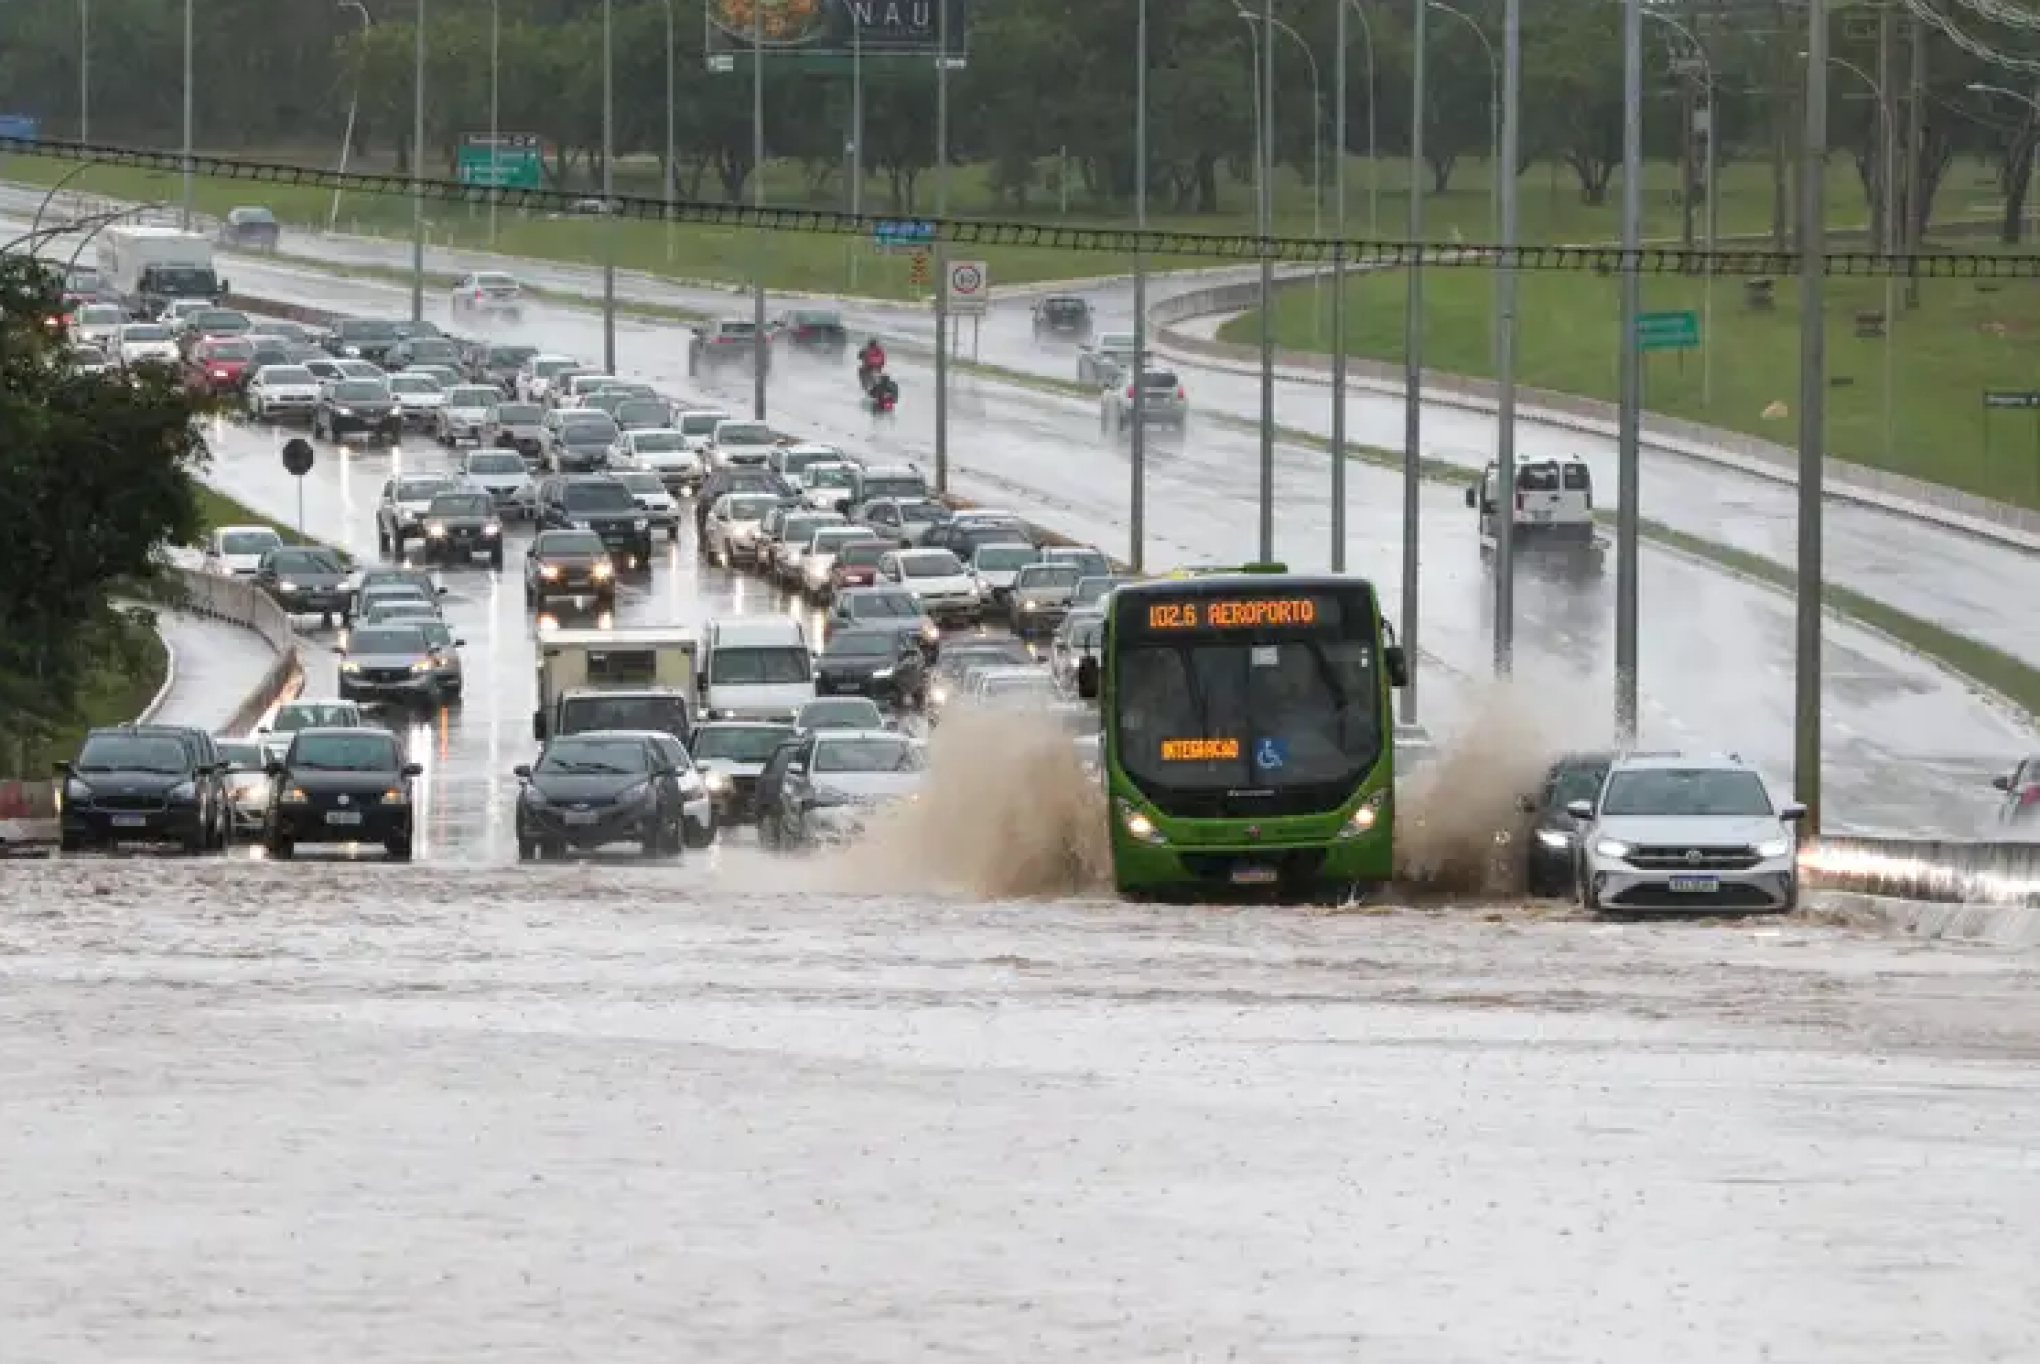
[667,525,679,543]
[490,549,505,571]
[266,837,294,860]
[376,523,390,554]
[685,819,714,851]
[386,835,413,861]
[58,832,83,854]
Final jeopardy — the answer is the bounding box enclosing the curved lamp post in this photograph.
[31,158,105,242]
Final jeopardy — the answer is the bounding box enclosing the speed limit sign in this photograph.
[945,259,989,314]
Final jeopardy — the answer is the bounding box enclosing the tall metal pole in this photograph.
[1400,0,1425,725]
[1795,0,1828,834]
[1331,0,1348,573]
[488,0,499,245]
[933,0,952,493]
[1614,0,1642,741]
[409,0,425,322]
[331,1,370,233]
[1256,0,1276,562]
[1492,0,1520,674]
[1130,0,1148,571]
[79,0,89,144]
[1877,4,1895,460]
[750,2,767,420]
[602,0,617,373]
[180,0,193,230]
[1703,57,1716,409]
[1904,12,1923,310]
[1342,0,1377,239]
[666,0,677,265]
[850,18,863,291]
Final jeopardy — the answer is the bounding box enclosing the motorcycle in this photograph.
[868,378,898,417]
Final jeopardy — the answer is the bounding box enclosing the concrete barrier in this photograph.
[0,562,300,852]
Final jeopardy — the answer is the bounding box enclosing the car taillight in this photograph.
[1177,386,1185,399]
[1125,385,1135,399]
[2021,785,2040,805]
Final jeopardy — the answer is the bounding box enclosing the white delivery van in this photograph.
[532,627,699,741]
[699,617,816,721]
[98,226,226,317]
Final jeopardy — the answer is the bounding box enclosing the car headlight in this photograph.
[381,787,409,804]
[539,564,560,579]
[343,345,361,357]
[63,777,93,805]
[339,660,361,672]
[484,522,501,536]
[590,562,614,580]
[1339,788,1389,839]
[571,520,591,530]
[277,581,298,592]
[930,685,948,705]
[1117,798,1166,845]
[633,518,649,532]
[334,406,354,416]
[1022,599,1038,611]
[1756,837,1792,859]
[678,771,705,796]
[283,786,312,803]
[410,659,434,673]
[616,780,652,804]
[1593,837,1632,860]
[871,667,895,680]
[703,770,731,792]
[426,523,446,537]
[920,622,939,642]
[1535,829,1572,850]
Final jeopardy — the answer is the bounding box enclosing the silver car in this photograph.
[335,621,461,707]
[437,384,503,446]
[1101,367,1188,435]
[387,372,447,429]
[1567,753,1804,914]
[218,739,272,835]
[461,448,538,520]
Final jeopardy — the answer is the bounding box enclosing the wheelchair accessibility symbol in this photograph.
[1254,737,1288,771]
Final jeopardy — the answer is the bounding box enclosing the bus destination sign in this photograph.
[1144,596,1330,632]
[1160,738,1241,762]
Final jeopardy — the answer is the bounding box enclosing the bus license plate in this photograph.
[325,811,363,826]
[110,815,148,828]
[564,810,600,825]
[1668,874,1718,893]
[1230,866,1280,886]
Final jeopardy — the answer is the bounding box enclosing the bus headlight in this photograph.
[1337,788,1389,839]
[1117,799,1166,845]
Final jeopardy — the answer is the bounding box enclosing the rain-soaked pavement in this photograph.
[2,859,2038,1362]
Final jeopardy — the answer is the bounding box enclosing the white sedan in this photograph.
[114,322,180,368]
[245,364,323,424]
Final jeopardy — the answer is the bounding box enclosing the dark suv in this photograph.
[1031,295,1094,341]
[1516,752,1616,897]
[772,308,847,357]
[419,490,505,568]
[688,319,769,376]
[313,378,402,444]
[56,724,232,853]
[535,475,655,563]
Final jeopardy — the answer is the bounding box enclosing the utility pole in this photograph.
[1795,0,1829,835]
[1493,0,1520,675]
[409,0,425,322]
[1400,0,1426,725]
[1130,0,1148,571]
[933,0,952,493]
[1615,0,1643,741]
[1905,9,1924,310]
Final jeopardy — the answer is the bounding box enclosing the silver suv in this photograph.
[1566,752,1804,913]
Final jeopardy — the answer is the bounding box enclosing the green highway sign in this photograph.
[457,133,543,190]
[1636,309,1700,352]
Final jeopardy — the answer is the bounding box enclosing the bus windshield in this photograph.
[1111,587,1383,799]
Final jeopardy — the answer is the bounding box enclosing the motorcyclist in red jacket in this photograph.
[857,338,887,388]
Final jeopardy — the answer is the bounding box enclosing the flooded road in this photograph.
[4,861,2037,1362]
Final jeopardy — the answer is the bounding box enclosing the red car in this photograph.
[186,337,257,394]
[827,538,892,596]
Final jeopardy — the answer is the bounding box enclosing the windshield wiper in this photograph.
[547,760,634,774]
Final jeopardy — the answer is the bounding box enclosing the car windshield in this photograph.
[691,726,793,763]
[428,494,491,517]
[717,423,772,444]
[711,646,811,685]
[219,741,264,771]
[900,552,963,578]
[338,321,401,341]
[268,548,343,576]
[1074,577,1125,606]
[1599,768,1774,818]
[540,532,605,556]
[866,480,930,503]
[717,322,759,338]
[448,386,499,406]
[983,673,1058,698]
[846,591,922,620]
[779,450,839,475]
[397,478,450,499]
[467,453,525,475]
[837,541,890,567]
[814,737,925,773]
[537,738,651,775]
[558,695,691,735]
[800,700,884,729]
[347,627,428,655]
[80,305,122,322]
[534,358,576,377]
[561,482,635,511]
[220,529,280,555]
[416,622,454,650]
[365,603,437,621]
[562,417,621,444]
[805,466,854,489]
[404,340,460,358]
[194,311,246,331]
[1548,761,1612,809]
[204,339,255,359]
[259,366,315,385]
[75,733,189,774]
[975,545,1038,571]
[389,374,442,393]
[1044,299,1087,317]
[827,630,901,659]
[1017,565,1083,590]
[941,643,1034,675]
[487,346,535,365]
[616,401,671,426]
[289,732,401,771]
[121,325,172,341]
[274,703,361,732]
[334,381,387,402]
[476,273,517,289]
[1061,618,1103,650]
[614,473,665,494]
[792,310,842,327]
[493,403,543,423]
[630,432,687,452]
[680,412,725,435]
[723,496,778,520]
[811,529,868,553]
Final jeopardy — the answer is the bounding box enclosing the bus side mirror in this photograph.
[1384,645,1409,689]
[1463,485,1476,508]
[1076,655,1100,700]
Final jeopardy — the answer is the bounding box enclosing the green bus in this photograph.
[1075,567,1408,898]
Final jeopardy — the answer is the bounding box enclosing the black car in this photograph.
[694,465,795,533]
[386,335,465,372]
[470,342,538,393]
[220,205,281,251]
[1032,295,1094,341]
[773,308,848,356]
[264,727,421,860]
[688,721,797,824]
[524,529,618,610]
[513,732,690,860]
[256,545,355,627]
[536,475,654,563]
[324,318,406,364]
[549,413,622,473]
[1518,752,1616,897]
[419,491,506,568]
[814,626,929,707]
[313,378,402,444]
[352,567,446,619]
[55,724,231,853]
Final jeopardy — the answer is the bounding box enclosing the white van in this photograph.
[700,616,816,721]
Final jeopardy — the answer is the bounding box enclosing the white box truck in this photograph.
[532,627,700,744]
[98,226,227,318]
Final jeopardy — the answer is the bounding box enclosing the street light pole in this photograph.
[79,0,89,145]
[409,0,425,323]
[1257,0,1276,561]
[180,0,193,230]
[1640,10,1713,407]
[331,0,371,233]
[933,0,952,493]
[602,0,617,374]
[1401,0,1426,724]
[665,0,677,266]
[1795,0,1829,835]
[1429,1,1497,249]
[750,0,767,421]
[1342,0,1379,239]
[1130,0,1148,572]
[1332,0,1349,572]
[488,0,499,245]
[1615,0,1641,740]
[1492,0,1521,675]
